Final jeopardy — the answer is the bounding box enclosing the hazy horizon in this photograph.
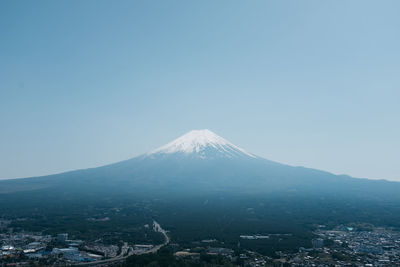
[1,1,399,181]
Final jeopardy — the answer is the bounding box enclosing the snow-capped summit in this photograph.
[148,129,256,159]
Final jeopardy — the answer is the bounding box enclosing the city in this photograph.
[2,216,400,266]
[0,220,167,266]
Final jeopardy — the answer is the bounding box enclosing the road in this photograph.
[74,242,130,266]
[74,220,169,266]
[136,220,170,255]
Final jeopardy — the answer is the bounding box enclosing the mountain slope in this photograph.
[1,129,399,201]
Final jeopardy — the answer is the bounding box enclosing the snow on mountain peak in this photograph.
[148,129,256,158]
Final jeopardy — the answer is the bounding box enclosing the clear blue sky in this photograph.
[1,1,399,181]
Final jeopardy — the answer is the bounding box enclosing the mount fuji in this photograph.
[1,129,399,199]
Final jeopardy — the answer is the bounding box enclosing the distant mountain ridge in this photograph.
[0,129,399,200]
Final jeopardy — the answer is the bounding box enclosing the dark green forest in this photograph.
[1,188,400,256]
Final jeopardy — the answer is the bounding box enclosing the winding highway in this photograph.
[75,220,169,266]
[138,220,170,254]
